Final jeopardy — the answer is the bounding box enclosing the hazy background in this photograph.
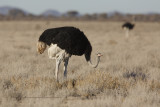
[1,0,160,107]
[0,0,160,14]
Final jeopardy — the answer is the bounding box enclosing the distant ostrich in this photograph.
[37,26,102,81]
[122,22,135,38]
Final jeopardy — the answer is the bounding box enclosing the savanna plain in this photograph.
[0,21,160,107]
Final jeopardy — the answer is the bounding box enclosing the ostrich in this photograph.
[122,22,135,39]
[37,26,102,81]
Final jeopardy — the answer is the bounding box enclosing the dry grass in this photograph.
[0,21,160,107]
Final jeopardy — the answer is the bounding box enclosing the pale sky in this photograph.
[0,0,160,14]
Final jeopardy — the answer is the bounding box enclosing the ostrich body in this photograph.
[37,26,102,81]
[122,22,135,38]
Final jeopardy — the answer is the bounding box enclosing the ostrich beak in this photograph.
[97,53,103,57]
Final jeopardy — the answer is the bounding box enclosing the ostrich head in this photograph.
[97,53,103,57]
[37,41,47,54]
[86,52,102,68]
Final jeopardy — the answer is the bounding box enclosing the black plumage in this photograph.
[122,22,135,30]
[39,26,92,61]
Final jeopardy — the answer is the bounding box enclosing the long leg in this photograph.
[63,58,69,78]
[55,58,61,82]
[125,29,129,39]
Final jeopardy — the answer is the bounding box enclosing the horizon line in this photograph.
[0,5,160,15]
